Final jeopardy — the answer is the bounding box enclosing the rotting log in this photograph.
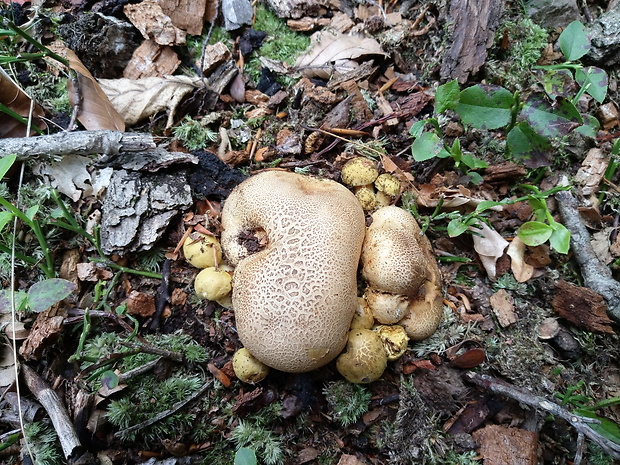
[440,0,505,83]
[0,130,155,160]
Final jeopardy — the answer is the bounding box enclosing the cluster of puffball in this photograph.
[183,167,443,385]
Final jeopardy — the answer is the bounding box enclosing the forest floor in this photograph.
[0,0,620,464]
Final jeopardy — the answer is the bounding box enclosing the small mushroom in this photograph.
[350,298,375,329]
[232,348,270,384]
[194,267,232,301]
[183,232,223,269]
[374,173,400,198]
[220,171,366,372]
[364,290,409,324]
[336,329,387,384]
[341,157,379,187]
[355,186,377,211]
[361,206,443,341]
[373,325,409,361]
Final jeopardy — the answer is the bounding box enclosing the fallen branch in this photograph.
[556,189,620,322]
[21,364,82,460]
[0,130,155,160]
[465,372,620,461]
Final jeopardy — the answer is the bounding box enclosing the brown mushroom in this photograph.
[220,171,366,372]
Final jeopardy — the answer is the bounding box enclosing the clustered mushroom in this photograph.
[196,164,443,384]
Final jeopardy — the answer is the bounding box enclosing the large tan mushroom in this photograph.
[220,171,366,372]
[361,206,443,341]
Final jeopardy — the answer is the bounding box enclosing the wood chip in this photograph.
[574,148,608,196]
[473,425,538,465]
[552,280,615,334]
[489,289,517,327]
[124,40,181,79]
[19,313,65,361]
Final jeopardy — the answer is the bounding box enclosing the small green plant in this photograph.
[230,420,284,465]
[412,20,606,169]
[235,448,258,465]
[172,115,218,151]
[323,380,371,426]
[23,421,63,465]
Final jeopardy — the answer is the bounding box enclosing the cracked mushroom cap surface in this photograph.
[220,171,366,373]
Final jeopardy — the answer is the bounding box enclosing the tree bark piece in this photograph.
[552,280,615,334]
[556,189,620,322]
[440,0,504,83]
[0,131,155,161]
[21,364,82,460]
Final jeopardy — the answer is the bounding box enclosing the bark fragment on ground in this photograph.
[552,280,615,334]
[440,0,504,83]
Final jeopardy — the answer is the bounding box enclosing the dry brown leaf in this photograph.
[0,68,47,138]
[489,288,517,327]
[98,76,201,128]
[574,148,608,196]
[66,50,125,131]
[470,222,509,280]
[295,30,387,79]
[506,236,535,283]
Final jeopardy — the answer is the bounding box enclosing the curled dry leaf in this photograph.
[470,222,508,280]
[506,236,535,283]
[295,30,387,79]
[98,76,201,128]
[66,50,125,131]
[0,68,47,137]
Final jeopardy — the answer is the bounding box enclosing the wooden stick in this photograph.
[21,364,82,460]
[0,130,155,160]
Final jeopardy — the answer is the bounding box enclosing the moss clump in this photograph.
[323,380,371,426]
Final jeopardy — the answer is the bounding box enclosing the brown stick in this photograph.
[556,189,620,322]
[21,364,82,460]
[465,372,620,460]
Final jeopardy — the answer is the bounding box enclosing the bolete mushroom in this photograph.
[361,206,443,341]
[194,267,232,301]
[220,171,366,372]
[183,232,222,269]
[232,348,270,384]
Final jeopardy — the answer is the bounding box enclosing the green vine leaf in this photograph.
[517,221,553,246]
[559,20,590,61]
[27,278,77,313]
[435,79,460,114]
[520,95,582,139]
[235,448,258,465]
[455,85,515,130]
[506,122,553,168]
[575,66,608,103]
[549,222,571,254]
[411,132,450,161]
[0,154,17,179]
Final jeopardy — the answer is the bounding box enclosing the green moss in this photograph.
[245,4,310,85]
[23,421,63,465]
[323,380,371,426]
[172,115,218,151]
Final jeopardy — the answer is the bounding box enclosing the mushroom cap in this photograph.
[221,171,366,373]
[398,280,444,341]
[183,233,223,269]
[373,325,409,361]
[364,289,409,324]
[374,173,400,197]
[232,348,270,384]
[336,329,387,383]
[361,206,433,297]
[350,298,375,330]
[341,157,379,187]
[194,267,232,301]
[355,187,377,211]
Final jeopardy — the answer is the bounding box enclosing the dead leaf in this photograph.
[0,68,47,138]
[33,155,93,202]
[295,30,387,79]
[98,76,201,128]
[66,50,125,131]
[470,222,509,280]
[337,454,366,465]
[124,0,186,46]
[506,236,534,283]
[489,289,517,327]
[574,148,608,196]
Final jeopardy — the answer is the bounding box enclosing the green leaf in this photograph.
[613,138,620,156]
[435,79,460,114]
[521,95,582,139]
[559,21,590,61]
[461,153,488,170]
[411,132,450,161]
[0,289,28,313]
[0,211,14,233]
[235,448,258,465]
[455,85,515,130]
[575,66,608,103]
[27,278,77,313]
[475,200,504,212]
[517,221,553,246]
[468,171,484,185]
[408,120,427,138]
[25,205,39,222]
[506,122,553,168]
[549,222,571,254]
[449,138,462,162]
[0,154,17,179]
[447,218,470,237]
[574,409,620,445]
[574,114,600,138]
[537,69,576,100]
[101,370,119,389]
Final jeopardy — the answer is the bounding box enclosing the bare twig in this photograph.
[465,372,620,460]
[114,379,212,438]
[556,188,620,322]
[21,365,82,460]
[0,130,156,161]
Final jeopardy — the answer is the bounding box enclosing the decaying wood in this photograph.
[556,189,620,323]
[465,372,620,461]
[0,131,155,161]
[552,280,615,334]
[440,0,504,83]
[21,364,82,460]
